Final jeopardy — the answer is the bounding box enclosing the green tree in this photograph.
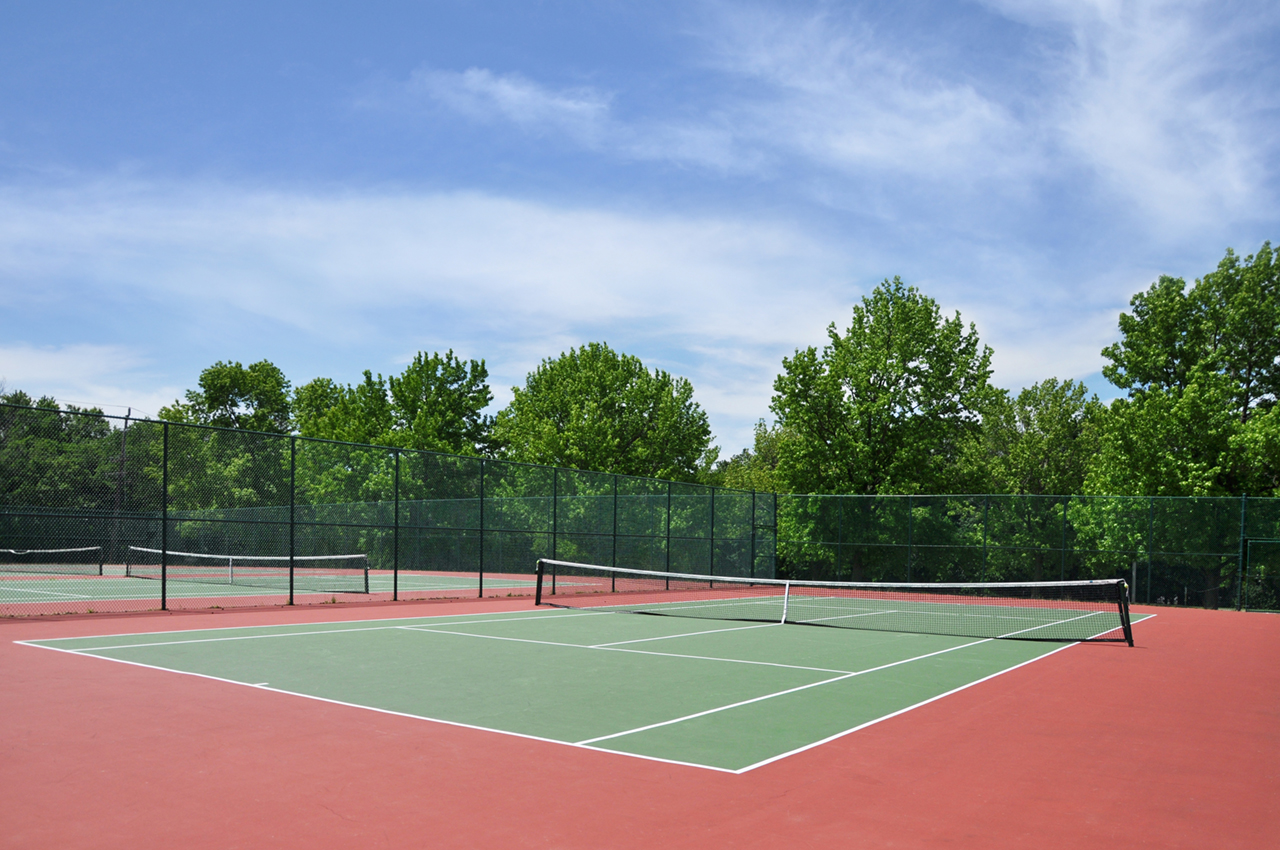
[1096,241,1278,495]
[293,373,393,445]
[492,342,712,480]
[161,360,292,433]
[974,379,1103,496]
[293,352,491,454]
[387,351,492,454]
[711,421,789,492]
[771,277,998,495]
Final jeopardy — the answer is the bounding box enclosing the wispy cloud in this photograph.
[982,0,1277,234]
[0,181,852,448]
[406,67,612,144]
[0,342,176,418]
[383,2,1276,242]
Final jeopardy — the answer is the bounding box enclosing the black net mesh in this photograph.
[536,559,1133,644]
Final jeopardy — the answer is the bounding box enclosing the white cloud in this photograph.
[0,343,178,418]
[0,181,852,449]
[406,68,611,144]
[996,0,1273,233]
[382,3,1276,245]
[700,6,1031,184]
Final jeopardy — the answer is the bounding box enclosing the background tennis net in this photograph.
[126,547,369,593]
[535,559,1133,644]
[0,546,104,576]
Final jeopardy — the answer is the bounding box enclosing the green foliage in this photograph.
[973,379,1103,496]
[1096,241,1279,496]
[1085,370,1237,497]
[1230,404,1280,496]
[711,420,788,492]
[492,342,712,481]
[0,392,119,510]
[771,277,997,495]
[294,372,394,445]
[387,351,493,454]
[161,360,292,433]
[294,352,491,455]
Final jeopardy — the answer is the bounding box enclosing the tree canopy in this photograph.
[492,342,712,481]
[1094,242,1279,496]
[294,351,492,455]
[160,360,293,433]
[770,277,997,495]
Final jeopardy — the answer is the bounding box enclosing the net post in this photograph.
[535,559,545,605]
[98,550,104,577]
[288,436,296,606]
[1119,580,1134,647]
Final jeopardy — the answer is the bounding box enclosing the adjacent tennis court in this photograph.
[0,569,536,608]
[18,600,1152,772]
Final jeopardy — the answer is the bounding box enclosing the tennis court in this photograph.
[4,594,1277,849]
[19,597,1151,772]
[0,568,538,614]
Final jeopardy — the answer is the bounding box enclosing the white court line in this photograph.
[576,637,996,745]
[0,587,102,599]
[16,640,741,775]
[577,609,1120,747]
[12,604,587,645]
[395,624,854,675]
[34,610,613,654]
[15,610,1158,774]
[589,622,779,647]
[734,615,1154,773]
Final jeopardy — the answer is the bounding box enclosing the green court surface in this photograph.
[0,571,535,602]
[18,607,1151,772]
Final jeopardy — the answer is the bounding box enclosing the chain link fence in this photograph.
[0,403,773,616]
[776,493,1280,610]
[4,401,1277,618]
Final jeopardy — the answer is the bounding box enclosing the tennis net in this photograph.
[0,546,104,576]
[535,559,1133,645]
[126,547,369,593]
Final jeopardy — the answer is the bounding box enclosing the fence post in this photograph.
[161,421,168,611]
[836,495,843,580]
[1152,499,1162,604]
[1061,496,1068,581]
[551,467,558,562]
[393,449,400,603]
[751,490,757,580]
[980,495,989,583]
[288,436,296,606]
[709,486,715,576]
[478,458,485,598]
[665,481,672,572]
[1237,494,1247,610]
[906,495,913,582]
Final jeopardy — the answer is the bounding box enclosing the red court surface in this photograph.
[2,599,1276,849]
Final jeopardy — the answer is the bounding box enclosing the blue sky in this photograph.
[1,0,1277,455]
